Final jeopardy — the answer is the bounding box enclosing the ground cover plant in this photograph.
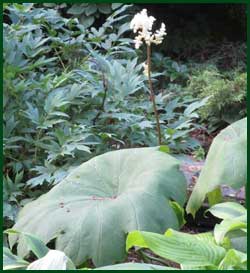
[3,3,247,270]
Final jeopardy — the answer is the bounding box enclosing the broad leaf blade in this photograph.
[9,147,187,266]
[95,262,175,270]
[126,229,226,267]
[5,229,49,258]
[207,202,246,220]
[3,247,29,270]
[27,250,76,270]
[186,118,247,216]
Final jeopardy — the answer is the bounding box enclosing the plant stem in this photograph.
[140,250,172,267]
[93,71,108,125]
[54,47,66,71]
[147,45,162,145]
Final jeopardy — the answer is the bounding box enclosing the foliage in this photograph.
[186,64,246,129]
[27,250,76,270]
[3,247,29,270]
[3,3,134,223]
[207,202,247,253]
[3,229,75,270]
[66,3,123,28]
[3,3,246,271]
[152,52,189,88]
[9,147,187,267]
[3,3,208,227]
[126,223,247,269]
[4,202,247,270]
[192,146,205,161]
[186,118,246,216]
[94,263,175,270]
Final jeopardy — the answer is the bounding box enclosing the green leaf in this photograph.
[27,250,76,270]
[207,187,222,206]
[186,118,247,216]
[126,229,226,268]
[9,147,187,267]
[213,216,247,244]
[5,229,49,258]
[98,4,112,14]
[169,201,186,228]
[218,249,247,270]
[85,5,97,16]
[207,202,246,220]
[95,262,174,270]
[111,3,123,10]
[184,96,210,116]
[159,145,170,154]
[3,247,29,270]
[67,4,88,15]
[227,230,247,253]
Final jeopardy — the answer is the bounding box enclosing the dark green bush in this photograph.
[186,65,246,129]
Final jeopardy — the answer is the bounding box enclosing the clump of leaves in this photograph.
[186,65,246,129]
[126,229,246,270]
[127,201,247,270]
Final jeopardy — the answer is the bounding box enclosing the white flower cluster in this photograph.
[130,9,167,49]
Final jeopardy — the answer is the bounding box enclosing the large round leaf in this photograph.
[186,118,247,216]
[9,147,187,266]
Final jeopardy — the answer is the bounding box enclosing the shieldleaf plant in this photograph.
[186,117,246,216]
[9,147,187,266]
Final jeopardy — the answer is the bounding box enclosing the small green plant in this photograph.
[66,3,123,27]
[207,202,247,253]
[126,205,247,270]
[192,146,205,161]
[186,65,246,129]
[3,229,75,270]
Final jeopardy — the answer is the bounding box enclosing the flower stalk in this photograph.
[146,45,162,145]
[130,9,166,145]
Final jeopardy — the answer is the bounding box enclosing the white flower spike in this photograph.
[130,9,167,49]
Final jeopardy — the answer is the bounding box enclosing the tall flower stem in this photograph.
[146,45,162,145]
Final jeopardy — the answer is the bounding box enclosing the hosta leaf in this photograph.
[227,230,247,253]
[95,262,176,270]
[126,229,226,268]
[213,215,247,244]
[3,247,29,270]
[218,249,247,270]
[27,250,76,270]
[9,147,187,267]
[5,229,49,258]
[207,202,246,220]
[186,118,247,216]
